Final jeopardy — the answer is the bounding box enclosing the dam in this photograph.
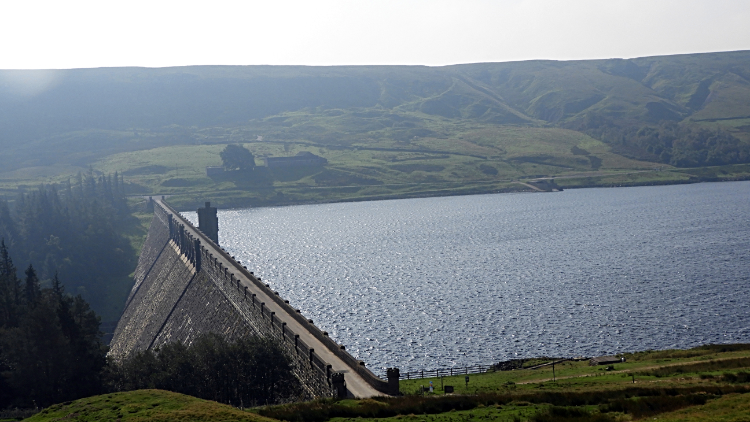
[109,198,398,398]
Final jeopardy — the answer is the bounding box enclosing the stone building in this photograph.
[264,151,327,168]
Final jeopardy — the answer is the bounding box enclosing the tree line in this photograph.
[0,169,136,318]
[0,238,297,409]
[574,117,750,167]
[0,173,299,408]
[0,241,106,408]
[106,333,300,407]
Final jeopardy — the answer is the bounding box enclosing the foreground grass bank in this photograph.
[16,344,750,422]
[21,390,276,422]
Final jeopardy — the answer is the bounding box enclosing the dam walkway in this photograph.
[152,198,388,398]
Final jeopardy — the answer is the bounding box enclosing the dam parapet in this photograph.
[111,198,396,398]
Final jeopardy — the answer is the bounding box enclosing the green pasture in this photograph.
[82,121,663,207]
[86,132,748,210]
[399,344,750,396]
[0,114,745,209]
[18,344,750,422]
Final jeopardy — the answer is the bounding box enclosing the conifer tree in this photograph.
[0,248,107,407]
[24,265,40,308]
[0,202,19,251]
[0,240,21,327]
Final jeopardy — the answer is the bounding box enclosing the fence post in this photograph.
[194,238,201,271]
[386,368,400,395]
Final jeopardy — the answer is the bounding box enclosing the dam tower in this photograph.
[197,201,219,244]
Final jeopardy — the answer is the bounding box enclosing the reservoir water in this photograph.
[185,181,750,375]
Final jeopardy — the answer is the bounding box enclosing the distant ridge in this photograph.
[1,50,748,175]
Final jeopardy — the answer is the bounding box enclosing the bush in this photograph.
[106,333,299,406]
[531,406,614,422]
[599,393,710,418]
[722,371,750,384]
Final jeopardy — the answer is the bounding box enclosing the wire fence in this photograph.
[395,364,495,380]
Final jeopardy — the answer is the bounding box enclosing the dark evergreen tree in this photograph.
[107,333,299,405]
[0,244,107,408]
[0,202,19,251]
[220,144,256,171]
[2,295,71,407]
[56,283,107,401]
[0,240,21,327]
[3,171,136,317]
[23,265,40,309]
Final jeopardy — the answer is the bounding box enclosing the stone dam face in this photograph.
[109,200,396,399]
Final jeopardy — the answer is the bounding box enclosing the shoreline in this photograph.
[395,341,750,377]
[162,172,750,212]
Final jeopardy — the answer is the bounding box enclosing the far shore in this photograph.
[158,170,750,212]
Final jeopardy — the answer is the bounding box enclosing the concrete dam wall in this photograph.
[110,199,397,399]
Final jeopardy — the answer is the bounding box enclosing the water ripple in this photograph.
[185,181,750,373]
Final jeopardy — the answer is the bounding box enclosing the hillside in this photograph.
[1,51,749,206]
[19,344,750,422]
[21,389,277,422]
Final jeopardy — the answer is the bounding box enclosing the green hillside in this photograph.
[1,51,749,206]
[21,389,276,422]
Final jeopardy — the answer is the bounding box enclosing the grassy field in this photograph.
[21,344,750,422]
[397,346,750,396]
[1,109,748,211]
[254,344,750,422]
[42,121,736,211]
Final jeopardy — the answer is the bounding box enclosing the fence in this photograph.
[394,364,494,380]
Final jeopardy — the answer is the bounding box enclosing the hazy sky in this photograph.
[1,0,749,69]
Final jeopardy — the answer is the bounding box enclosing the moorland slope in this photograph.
[1,51,749,206]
